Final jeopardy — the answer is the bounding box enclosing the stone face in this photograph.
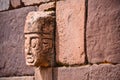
[0,6,37,77]
[90,64,120,80]
[54,66,90,80]
[56,0,85,65]
[24,11,55,67]
[22,0,54,6]
[0,76,34,80]
[10,0,21,8]
[0,0,9,11]
[87,0,120,63]
[39,2,55,11]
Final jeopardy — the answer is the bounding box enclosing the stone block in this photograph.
[39,2,55,11]
[56,0,85,65]
[22,0,54,6]
[10,0,21,8]
[0,6,37,77]
[90,64,120,80]
[87,0,120,63]
[53,64,120,80]
[0,0,9,11]
[53,66,90,80]
[0,76,34,80]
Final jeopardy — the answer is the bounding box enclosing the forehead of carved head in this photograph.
[24,11,54,34]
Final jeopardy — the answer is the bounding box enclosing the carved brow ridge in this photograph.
[24,32,50,35]
[24,32,42,34]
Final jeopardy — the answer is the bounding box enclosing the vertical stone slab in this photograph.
[0,0,10,11]
[35,67,52,80]
[0,6,37,77]
[87,0,120,63]
[56,0,85,65]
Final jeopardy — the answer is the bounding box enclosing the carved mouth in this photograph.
[26,56,34,63]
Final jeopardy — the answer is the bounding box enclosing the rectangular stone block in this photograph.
[89,64,120,80]
[39,2,55,11]
[53,64,120,80]
[22,0,54,6]
[53,66,90,80]
[56,0,85,65]
[0,6,37,77]
[87,0,120,64]
[0,0,9,11]
[0,76,34,80]
[10,0,21,8]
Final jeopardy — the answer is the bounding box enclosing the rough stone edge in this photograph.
[53,64,120,80]
[0,76,34,80]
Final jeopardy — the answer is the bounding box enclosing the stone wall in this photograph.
[0,0,120,80]
[0,0,55,78]
[54,0,120,80]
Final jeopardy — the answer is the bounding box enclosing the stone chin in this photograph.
[26,56,50,67]
[26,58,39,67]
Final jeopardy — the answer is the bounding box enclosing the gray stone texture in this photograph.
[89,64,120,80]
[54,65,90,80]
[0,76,34,80]
[0,6,37,77]
[87,0,120,63]
[53,64,120,80]
[0,0,9,11]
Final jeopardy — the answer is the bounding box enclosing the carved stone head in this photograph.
[24,11,54,67]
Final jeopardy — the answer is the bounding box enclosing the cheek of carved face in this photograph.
[31,38,42,64]
[42,39,52,54]
[25,34,42,66]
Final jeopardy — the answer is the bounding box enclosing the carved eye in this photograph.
[31,39,37,48]
[31,38,40,48]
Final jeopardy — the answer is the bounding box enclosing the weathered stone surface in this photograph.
[0,0,9,11]
[10,0,21,8]
[39,2,55,11]
[87,0,120,63]
[24,11,55,67]
[54,65,90,80]
[56,0,85,65]
[0,6,37,77]
[0,76,34,80]
[22,0,54,6]
[53,64,120,80]
[35,67,52,80]
[90,64,120,80]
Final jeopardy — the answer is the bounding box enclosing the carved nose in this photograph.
[26,47,32,55]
